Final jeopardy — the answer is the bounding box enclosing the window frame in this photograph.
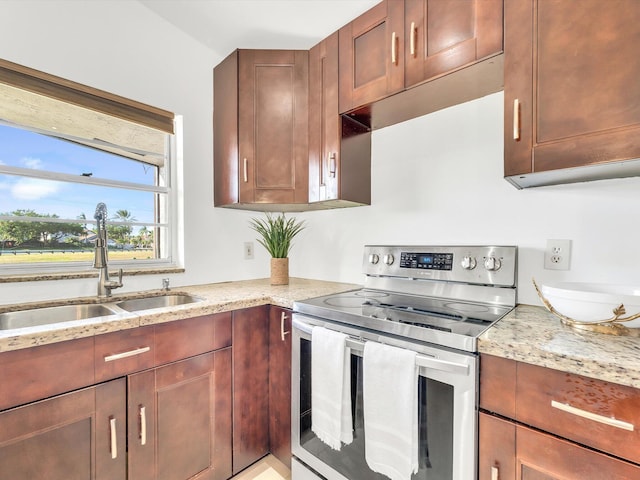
[0,59,180,276]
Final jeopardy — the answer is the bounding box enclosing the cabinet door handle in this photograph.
[104,346,150,362]
[328,152,337,178]
[139,405,147,446]
[109,416,118,459]
[513,99,521,140]
[243,158,248,183]
[491,466,499,480]
[551,400,635,431]
[410,22,417,57]
[280,311,290,341]
[391,31,398,65]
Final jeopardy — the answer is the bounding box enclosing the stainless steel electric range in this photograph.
[291,245,517,480]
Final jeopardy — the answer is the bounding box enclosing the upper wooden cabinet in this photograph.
[339,1,405,113]
[339,0,504,128]
[309,33,371,207]
[504,0,640,188]
[404,0,503,87]
[214,49,309,211]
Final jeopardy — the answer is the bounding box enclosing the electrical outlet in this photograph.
[544,239,571,270]
[244,241,254,260]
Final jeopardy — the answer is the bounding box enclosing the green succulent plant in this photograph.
[249,213,306,258]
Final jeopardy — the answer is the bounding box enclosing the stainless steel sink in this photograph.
[114,294,203,312]
[0,304,119,330]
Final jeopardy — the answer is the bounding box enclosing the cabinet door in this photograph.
[128,350,233,480]
[268,306,292,468]
[232,305,270,474]
[404,0,503,87]
[238,50,309,205]
[516,425,640,480]
[0,378,126,480]
[339,0,405,113]
[478,413,515,480]
[504,0,640,178]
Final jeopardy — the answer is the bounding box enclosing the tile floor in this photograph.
[231,455,291,480]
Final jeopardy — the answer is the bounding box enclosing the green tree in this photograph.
[107,209,136,247]
[0,210,84,247]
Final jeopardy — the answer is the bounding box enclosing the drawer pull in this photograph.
[551,400,634,431]
[410,21,417,57]
[391,31,398,65]
[104,346,150,362]
[491,466,499,480]
[109,416,118,459]
[243,158,248,183]
[139,405,147,446]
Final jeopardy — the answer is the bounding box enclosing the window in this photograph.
[0,59,178,274]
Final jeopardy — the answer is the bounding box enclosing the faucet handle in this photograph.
[115,269,123,287]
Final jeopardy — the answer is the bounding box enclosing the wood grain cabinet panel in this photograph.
[128,350,233,480]
[309,32,371,207]
[504,0,640,186]
[339,0,405,113]
[232,305,270,474]
[0,378,126,480]
[404,0,503,88]
[214,49,309,210]
[268,306,292,468]
[479,353,516,419]
[0,336,94,411]
[478,412,515,480]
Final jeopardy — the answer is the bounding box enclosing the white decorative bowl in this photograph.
[539,282,640,328]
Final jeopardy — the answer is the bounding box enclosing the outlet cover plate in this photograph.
[544,239,571,270]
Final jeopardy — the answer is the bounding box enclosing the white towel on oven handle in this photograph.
[311,326,353,450]
[364,341,418,480]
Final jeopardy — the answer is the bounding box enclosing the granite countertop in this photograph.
[479,304,640,389]
[0,277,360,353]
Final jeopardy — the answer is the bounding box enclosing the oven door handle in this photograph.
[293,317,469,375]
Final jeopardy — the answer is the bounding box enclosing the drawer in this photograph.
[0,337,94,411]
[154,312,232,366]
[95,326,155,382]
[516,362,640,464]
[479,353,516,418]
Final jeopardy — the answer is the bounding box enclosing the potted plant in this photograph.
[249,213,306,285]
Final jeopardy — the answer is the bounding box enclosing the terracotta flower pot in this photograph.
[270,257,289,285]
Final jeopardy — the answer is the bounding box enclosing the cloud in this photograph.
[11,178,60,200]
[21,157,44,169]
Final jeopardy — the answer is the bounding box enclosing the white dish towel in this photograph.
[311,326,353,450]
[364,341,418,480]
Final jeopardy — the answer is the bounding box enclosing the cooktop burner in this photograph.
[293,245,517,352]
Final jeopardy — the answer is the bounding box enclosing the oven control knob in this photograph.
[383,254,395,265]
[484,256,502,271]
[461,255,477,270]
[368,253,380,265]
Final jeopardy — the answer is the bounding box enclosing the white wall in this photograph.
[1,1,639,306]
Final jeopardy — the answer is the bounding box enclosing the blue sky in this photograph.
[0,124,157,224]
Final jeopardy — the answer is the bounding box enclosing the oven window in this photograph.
[298,337,454,480]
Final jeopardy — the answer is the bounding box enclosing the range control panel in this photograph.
[362,245,517,288]
[399,252,453,270]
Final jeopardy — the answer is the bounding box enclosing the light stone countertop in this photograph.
[0,277,360,353]
[479,304,640,389]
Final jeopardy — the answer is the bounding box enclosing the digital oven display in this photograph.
[399,252,453,270]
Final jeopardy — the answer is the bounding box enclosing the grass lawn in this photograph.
[0,250,153,264]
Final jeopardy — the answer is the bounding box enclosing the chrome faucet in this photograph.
[94,202,123,298]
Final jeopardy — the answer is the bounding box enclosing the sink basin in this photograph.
[115,294,203,312]
[0,304,118,330]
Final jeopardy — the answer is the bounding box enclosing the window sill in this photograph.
[0,267,185,284]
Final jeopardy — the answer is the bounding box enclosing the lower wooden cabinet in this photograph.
[0,378,127,480]
[232,305,270,474]
[268,306,292,468]
[479,354,640,479]
[128,349,232,480]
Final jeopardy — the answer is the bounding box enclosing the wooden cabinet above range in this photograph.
[339,0,504,129]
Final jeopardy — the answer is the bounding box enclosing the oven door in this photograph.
[291,313,478,480]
